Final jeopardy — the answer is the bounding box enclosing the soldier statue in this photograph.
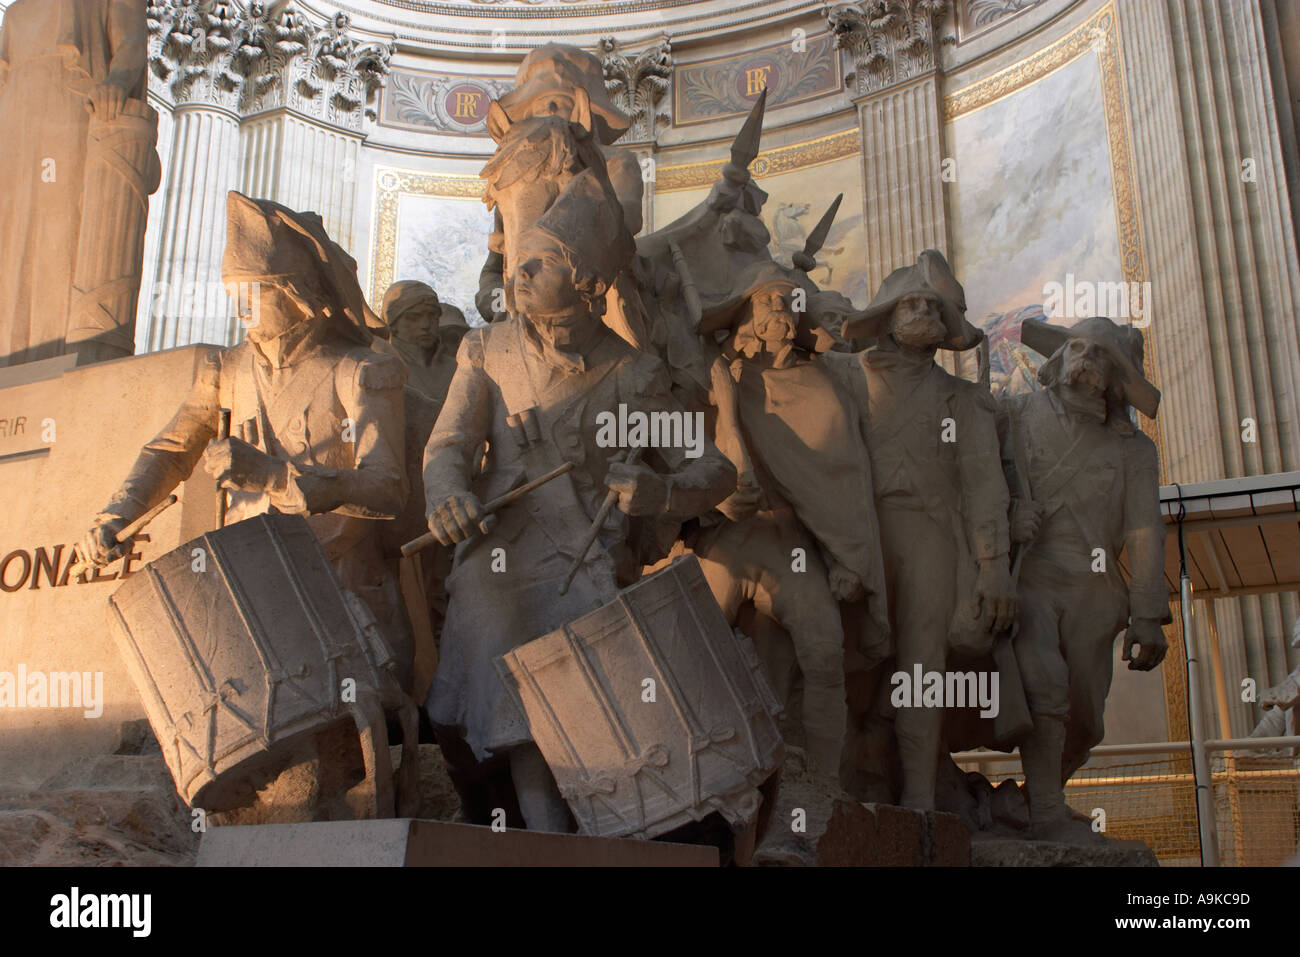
[1007,316,1169,841]
[691,260,890,775]
[837,250,1015,810]
[76,190,413,686]
[373,280,473,410]
[422,168,736,832]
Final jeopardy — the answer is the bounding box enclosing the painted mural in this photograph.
[947,50,1123,393]
[654,136,869,309]
[391,193,494,321]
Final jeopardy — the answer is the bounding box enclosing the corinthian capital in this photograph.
[146,1,394,129]
[599,35,673,143]
[825,0,955,96]
[147,0,244,108]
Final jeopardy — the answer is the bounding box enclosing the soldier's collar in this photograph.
[252,316,329,370]
[1053,383,1108,425]
[866,335,937,372]
[521,313,607,374]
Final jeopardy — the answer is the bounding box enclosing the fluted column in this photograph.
[240,114,363,253]
[826,1,958,362]
[1117,0,1300,733]
[856,74,949,296]
[138,2,393,350]
[148,103,243,350]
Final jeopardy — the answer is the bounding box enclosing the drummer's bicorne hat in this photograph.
[222,190,386,345]
[840,249,983,351]
[1020,314,1161,418]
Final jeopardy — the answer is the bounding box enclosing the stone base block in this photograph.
[751,748,971,866]
[971,836,1159,867]
[197,819,720,867]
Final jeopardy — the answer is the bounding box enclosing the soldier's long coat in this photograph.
[423,318,735,761]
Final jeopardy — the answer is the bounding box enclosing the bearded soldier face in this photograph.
[891,293,947,348]
[1060,338,1114,394]
[750,286,797,347]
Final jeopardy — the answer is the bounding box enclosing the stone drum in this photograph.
[497,555,784,840]
[107,513,415,817]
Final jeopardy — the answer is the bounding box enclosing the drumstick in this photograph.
[69,494,179,579]
[559,446,644,596]
[401,462,575,558]
[216,409,231,530]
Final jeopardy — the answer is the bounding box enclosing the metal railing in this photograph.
[953,736,1300,866]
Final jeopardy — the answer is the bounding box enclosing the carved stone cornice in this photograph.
[146,2,394,130]
[824,0,955,96]
[599,35,673,143]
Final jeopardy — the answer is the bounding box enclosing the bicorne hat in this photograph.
[1020,315,1160,418]
[841,249,983,351]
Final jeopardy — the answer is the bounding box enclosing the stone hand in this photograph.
[88,82,126,121]
[1010,499,1044,544]
[605,461,668,516]
[203,437,287,494]
[975,558,1017,634]
[716,472,761,522]
[829,562,864,602]
[1261,676,1300,712]
[427,491,491,546]
[1122,618,1168,672]
[75,518,130,569]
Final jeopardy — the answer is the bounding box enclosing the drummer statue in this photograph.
[423,167,736,832]
[76,190,413,687]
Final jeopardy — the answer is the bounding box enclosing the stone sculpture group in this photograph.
[9,22,1171,854]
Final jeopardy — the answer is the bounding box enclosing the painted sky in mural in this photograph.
[394,195,494,323]
[948,51,1121,390]
[654,151,871,310]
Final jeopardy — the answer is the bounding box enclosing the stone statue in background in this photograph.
[0,0,160,367]
[838,250,1015,810]
[375,280,460,406]
[76,190,414,689]
[423,169,735,832]
[1253,619,1300,744]
[372,281,473,701]
[690,261,889,775]
[437,303,471,353]
[1006,316,1169,841]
